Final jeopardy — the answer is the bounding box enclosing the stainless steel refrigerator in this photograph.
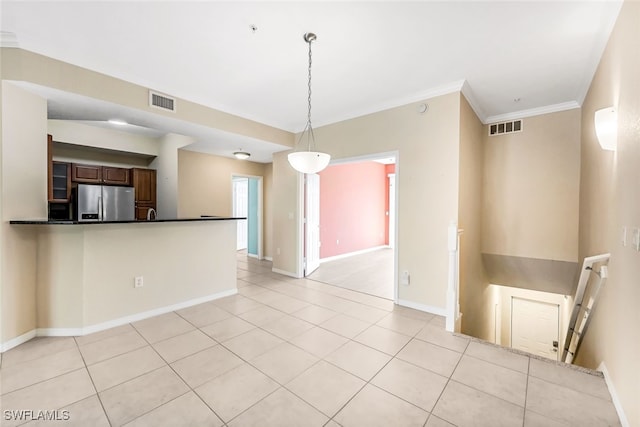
[77,184,135,222]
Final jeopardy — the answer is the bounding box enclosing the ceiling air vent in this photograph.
[489,119,522,136]
[149,90,176,112]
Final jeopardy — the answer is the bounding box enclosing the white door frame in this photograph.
[296,151,399,303]
[231,174,264,260]
[232,177,249,250]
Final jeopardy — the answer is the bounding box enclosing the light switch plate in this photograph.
[634,228,640,252]
[622,227,627,247]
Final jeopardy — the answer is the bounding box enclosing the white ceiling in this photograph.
[1,1,622,161]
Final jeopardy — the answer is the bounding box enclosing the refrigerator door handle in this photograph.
[98,196,103,221]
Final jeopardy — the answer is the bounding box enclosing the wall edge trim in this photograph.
[597,361,630,427]
[272,267,301,279]
[397,299,447,316]
[320,245,388,264]
[0,329,37,353]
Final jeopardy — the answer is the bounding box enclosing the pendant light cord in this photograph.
[298,34,316,152]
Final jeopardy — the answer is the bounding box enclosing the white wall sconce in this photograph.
[594,107,617,151]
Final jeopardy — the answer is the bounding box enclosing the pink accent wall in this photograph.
[319,162,387,259]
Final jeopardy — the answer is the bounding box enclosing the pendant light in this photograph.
[288,32,331,174]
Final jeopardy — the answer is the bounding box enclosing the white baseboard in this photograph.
[264,256,273,262]
[247,253,259,259]
[397,299,447,317]
[598,361,629,427]
[82,288,238,335]
[0,288,238,352]
[0,329,37,353]
[320,245,388,264]
[272,268,301,279]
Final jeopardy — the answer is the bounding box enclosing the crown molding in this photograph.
[485,101,581,124]
[0,32,19,48]
[314,79,466,129]
[460,80,487,123]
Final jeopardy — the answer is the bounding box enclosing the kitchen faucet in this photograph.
[146,208,157,221]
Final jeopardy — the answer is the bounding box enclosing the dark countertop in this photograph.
[10,216,245,225]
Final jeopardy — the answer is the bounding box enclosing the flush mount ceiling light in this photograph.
[594,107,617,151]
[233,150,251,160]
[287,32,331,174]
[108,119,128,126]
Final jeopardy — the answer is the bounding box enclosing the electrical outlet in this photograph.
[622,227,628,247]
[134,276,144,288]
[634,228,640,252]
[400,271,410,286]
[336,239,340,245]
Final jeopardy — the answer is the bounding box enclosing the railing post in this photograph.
[446,221,462,333]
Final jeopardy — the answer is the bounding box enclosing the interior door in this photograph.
[305,173,321,276]
[233,178,248,250]
[511,297,560,360]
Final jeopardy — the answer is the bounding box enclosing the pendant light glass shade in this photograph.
[288,151,331,174]
[288,32,331,174]
[233,151,251,160]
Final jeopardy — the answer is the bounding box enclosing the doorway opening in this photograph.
[302,153,398,301]
[232,175,263,259]
[490,284,571,361]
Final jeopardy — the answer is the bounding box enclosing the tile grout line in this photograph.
[72,335,114,427]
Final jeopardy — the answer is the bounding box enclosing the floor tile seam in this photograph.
[0,344,85,377]
[282,374,369,420]
[350,328,413,356]
[522,407,572,426]
[0,365,91,399]
[222,385,315,426]
[170,310,231,339]
[0,344,78,371]
[522,358,531,427]
[303,278,393,311]
[370,321,422,338]
[459,352,531,376]
[427,343,468,427]
[525,372,614,403]
[76,345,112,427]
[73,326,136,347]
[409,335,469,356]
[79,337,151,368]
[447,378,527,409]
[118,389,195,427]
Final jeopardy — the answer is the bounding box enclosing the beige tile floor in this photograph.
[0,254,620,427]
[308,248,394,300]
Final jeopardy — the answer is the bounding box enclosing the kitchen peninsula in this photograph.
[10,217,242,336]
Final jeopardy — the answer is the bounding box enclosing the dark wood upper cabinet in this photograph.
[72,164,102,183]
[71,164,131,185]
[102,166,131,185]
[132,168,157,220]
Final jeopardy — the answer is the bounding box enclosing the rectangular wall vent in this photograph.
[489,119,522,136]
[149,90,176,112]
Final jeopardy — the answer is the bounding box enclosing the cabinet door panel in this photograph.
[103,167,131,185]
[72,164,102,183]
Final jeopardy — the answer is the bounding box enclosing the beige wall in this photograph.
[576,2,640,425]
[1,82,48,344]
[458,94,490,339]
[2,48,293,148]
[150,133,194,219]
[48,120,160,157]
[482,108,581,262]
[271,151,303,276]
[35,221,236,329]
[178,150,272,258]
[272,92,461,309]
